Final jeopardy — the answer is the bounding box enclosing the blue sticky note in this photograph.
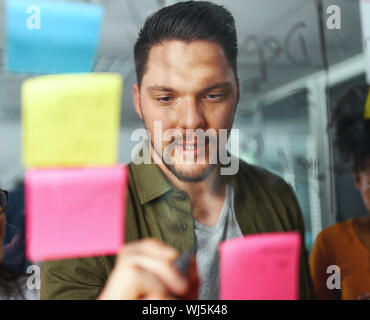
[5,0,104,74]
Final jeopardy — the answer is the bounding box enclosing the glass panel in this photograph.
[234,89,320,251]
[0,0,368,292]
[322,0,363,66]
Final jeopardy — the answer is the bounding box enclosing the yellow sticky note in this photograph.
[365,89,370,119]
[22,73,123,167]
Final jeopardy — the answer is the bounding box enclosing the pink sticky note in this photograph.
[25,165,128,261]
[219,232,301,300]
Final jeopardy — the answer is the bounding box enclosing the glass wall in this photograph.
[234,89,321,250]
[0,0,368,253]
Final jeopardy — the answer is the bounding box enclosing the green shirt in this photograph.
[41,146,314,300]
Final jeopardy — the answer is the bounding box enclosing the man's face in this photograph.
[133,40,239,182]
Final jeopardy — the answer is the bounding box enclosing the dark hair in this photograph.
[330,84,370,172]
[0,263,24,299]
[134,1,238,87]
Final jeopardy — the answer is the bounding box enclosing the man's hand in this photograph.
[98,238,190,300]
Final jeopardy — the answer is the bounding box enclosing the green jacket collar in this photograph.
[130,142,173,205]
[130,142,241,207]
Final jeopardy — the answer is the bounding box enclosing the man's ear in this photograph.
[133,84,143,120]
[352,170,361,190]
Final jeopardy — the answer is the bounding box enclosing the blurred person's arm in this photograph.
[309,230,341,300]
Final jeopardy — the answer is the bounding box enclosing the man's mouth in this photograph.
[173,141,207,159]
[163,135,215,161]
[176,143,197,150]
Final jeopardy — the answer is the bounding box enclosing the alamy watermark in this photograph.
[25,263,341,291]
[326,5,341,30]
[26,264,41,290]
[130,121,240,176]
[26,5,41,30]
[326,265,341,290]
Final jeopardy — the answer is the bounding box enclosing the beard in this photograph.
[141,109,220,183]
[165,160,217,183]
[149,139,217,183]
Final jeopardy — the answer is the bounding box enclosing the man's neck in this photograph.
[149,144,227,226]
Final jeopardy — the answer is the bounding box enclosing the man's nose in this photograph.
[178,98,205,130]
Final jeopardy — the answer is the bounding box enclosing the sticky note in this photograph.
[364,89,370,119]
[219,232,301,300]
[5,0,104,74]
[25,165,128,261]
[22,73,123,167]
[360,0,370,85]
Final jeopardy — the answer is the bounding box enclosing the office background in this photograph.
[0,0,367,251]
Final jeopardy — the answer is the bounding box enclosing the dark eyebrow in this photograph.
[147,86,175,93]
[202,81,233,92]
[147,81,233,94]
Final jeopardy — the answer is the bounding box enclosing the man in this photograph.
[41,1,314,300]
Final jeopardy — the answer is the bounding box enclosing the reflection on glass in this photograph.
[235,89,320,251]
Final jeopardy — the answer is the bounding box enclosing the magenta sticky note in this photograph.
[25,165,128,261]
[219,232,301,300]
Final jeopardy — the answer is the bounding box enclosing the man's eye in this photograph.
[156,96,173,103]
[206,93,225,101]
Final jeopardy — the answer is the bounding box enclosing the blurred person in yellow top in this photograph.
[310,85,370,300]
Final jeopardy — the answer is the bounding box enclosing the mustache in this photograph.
[164,134,217,145]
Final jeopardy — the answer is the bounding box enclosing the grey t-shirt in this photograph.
[194,184,243,300]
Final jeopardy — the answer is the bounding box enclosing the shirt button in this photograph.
[178,194,187,201]
[179,223,187,231]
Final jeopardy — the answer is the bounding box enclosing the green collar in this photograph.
[130,142,173,205]
[130,141,239,205]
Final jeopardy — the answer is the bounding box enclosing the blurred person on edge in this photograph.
[41,1,314,300]
[310,85,370,300]
[0,188,38,300]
